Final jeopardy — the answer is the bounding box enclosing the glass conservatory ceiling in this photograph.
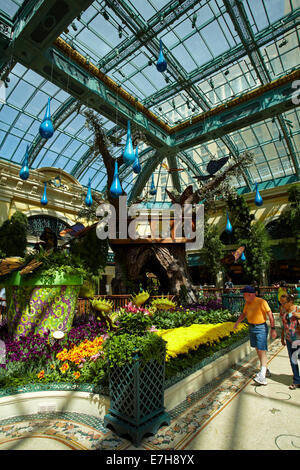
[0,0,299,205]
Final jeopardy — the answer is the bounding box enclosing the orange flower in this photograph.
[60,362,69,374]
[73,371,80,380]
[37,370,45,379]
[56,337,105,364]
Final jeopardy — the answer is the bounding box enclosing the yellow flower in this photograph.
[156,322,248,360]
[73,371,80,380]
[37,370,45,379]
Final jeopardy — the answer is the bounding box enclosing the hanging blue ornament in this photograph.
[156,39,167,73]
[225,212,233,234]
[39,97,54,139]
[41,182,48,206]
[123,121,135,166]
[85,178,93,207]
[149,173,157,196]
[133,146,141,174]
[240,252,246,262]
[110,161,123,198]
[254,183,263,207]
[19,144,30,180]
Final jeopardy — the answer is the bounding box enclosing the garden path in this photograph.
[0,335,299,450]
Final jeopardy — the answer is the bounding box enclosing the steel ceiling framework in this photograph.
[0,0,299,205]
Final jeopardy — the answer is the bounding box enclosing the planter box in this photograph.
[3,271,83,287]
[4,272,83,337]
[104,353,170,447]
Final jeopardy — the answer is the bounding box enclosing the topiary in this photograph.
[131,290,150,306]
[151,297,176,311]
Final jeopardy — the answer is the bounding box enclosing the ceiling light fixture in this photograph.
[102,9,109,21]
[192,13,197,28]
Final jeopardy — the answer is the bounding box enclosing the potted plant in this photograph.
[103,304,170,447]
[2,248,85,337]
[0,217,108,338]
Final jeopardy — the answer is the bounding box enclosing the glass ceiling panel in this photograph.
[0,0,26,19]
[0,0,298,203]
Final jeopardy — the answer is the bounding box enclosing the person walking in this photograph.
[279,293,300,390]
[234,285,277,385]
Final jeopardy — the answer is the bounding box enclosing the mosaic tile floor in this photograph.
[0,337,299,450]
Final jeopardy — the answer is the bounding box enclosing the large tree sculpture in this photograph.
[83,110,254,302]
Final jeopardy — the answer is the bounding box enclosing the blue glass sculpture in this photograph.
[225,212,233,234]
[123,121,135,166]
[41,182,48,206]
[110,161,123,198]
[254,183,263,207]
[19,145,30,180]
[149,174,157,196]
[85,178,93,207]
[133,147,141,174]
[240,252,246,262]
[39,98,54,139]
[156,39,167,73]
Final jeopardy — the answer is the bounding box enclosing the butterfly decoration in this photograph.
[60,223,98,246]
[221,246,245,266]
[193,155,231,181]
[59,223,85,238]
[166,185,194,205]
[34,227,58,251]
[161,163,184,173]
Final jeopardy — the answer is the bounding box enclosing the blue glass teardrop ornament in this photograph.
[39,98,54,139]
[254,183,263,207]
[85,178,93,207]
[19,144,30,180]
[123,121,135,166]
[156,39,167,73]
[149,174,157,196]
[41,182,48,206]
[110,161,123,198]
[240,252,246,262]
[133,147,141,174]
[225,212,233,234]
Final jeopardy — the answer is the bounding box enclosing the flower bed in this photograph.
[156,322,247,360]
[0,300,249,393]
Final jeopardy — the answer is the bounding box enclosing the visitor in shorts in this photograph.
[279,293,300,390]
[234,285,277,385]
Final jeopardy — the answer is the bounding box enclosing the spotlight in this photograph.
[224,69,229,76]
[148,59,152,66]
[71,22,78,31]
[118,25,123,39]
[102,9,109,21]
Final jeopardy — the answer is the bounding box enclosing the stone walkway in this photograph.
[0,335,299,450]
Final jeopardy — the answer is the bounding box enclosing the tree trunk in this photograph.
[111,242,198,303]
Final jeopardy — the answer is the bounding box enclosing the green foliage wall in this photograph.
[227,194,271,284]
[201,222,225,283]
[0,211,28,258]
[278,183,300,259]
